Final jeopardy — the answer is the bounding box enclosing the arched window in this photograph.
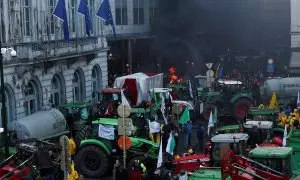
[51,75,65,107]
[73,69,85,102]
[24,81,39,115]
[91,65,102,102]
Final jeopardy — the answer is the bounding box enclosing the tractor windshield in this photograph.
[102,93,121,102]
[252,157,292,176]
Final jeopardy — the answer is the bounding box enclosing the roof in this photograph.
[243,121,273,129]
[102,88,124,93]
[249,147,292,159]
[218,80,243,85]
[211,133,249,143]
[92,118,118,126]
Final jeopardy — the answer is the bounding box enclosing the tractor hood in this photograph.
[211,133,249,143]
[189,168,221,180]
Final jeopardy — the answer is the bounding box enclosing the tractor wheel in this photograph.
[75,145,109,178]
[232,98,252,121]
[74,125,92,147]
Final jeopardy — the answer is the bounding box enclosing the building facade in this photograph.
[289,0,300,73]
[0,0,156,126]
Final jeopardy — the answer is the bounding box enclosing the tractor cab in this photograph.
[249,147,293,178]
[210,133,249,167]
[243,120,274,146]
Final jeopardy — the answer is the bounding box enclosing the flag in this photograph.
[96,0,116,38]
[179,107,190,125]
[166,134,176,155]
[78,0,92,36]
[218,66,224,79]
[213,106,218,124]
[282,125,287,147]
[188,80,193,98]
[152,90,157,103]
[160,94,167,124]
[157,138,163,168]
[53,0,70,42]
[268,92,279,110]
[121,90,130,107]
[297,91,300,109]
[98,124,115,140]
[208,110,214,135]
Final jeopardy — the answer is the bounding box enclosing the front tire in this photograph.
[75,146,109,178]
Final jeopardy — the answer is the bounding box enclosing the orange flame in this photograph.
[169,66,183,84]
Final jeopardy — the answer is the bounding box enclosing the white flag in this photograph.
[166,134,176,155]
[297,91,300,109]
[207,110,214,135]
[121,90,130,107]
[160,94,167,124]
[98,124,115,140]
[188,80,193,98]
[157,138,163,168]
[282,125,287,147]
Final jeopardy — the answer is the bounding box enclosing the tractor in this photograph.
[202,80,253,121]
[75,118,159,178]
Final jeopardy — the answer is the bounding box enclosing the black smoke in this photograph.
[151,0,290,75]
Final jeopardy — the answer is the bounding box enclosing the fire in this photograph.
[169,66,183,84]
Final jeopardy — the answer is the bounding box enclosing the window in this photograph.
[91,66,102,102]
[88,0,94,34]
[133,0,144,25]
[22,0,31,36]
[149,0,156,25]
[24,82,38,116]
[71,0,77,33]
[115,0,128,25]
[49,0,56,35]
[73,70,85,102]
[51,75,64,107]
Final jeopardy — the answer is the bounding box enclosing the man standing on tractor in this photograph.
[184,121,193,148]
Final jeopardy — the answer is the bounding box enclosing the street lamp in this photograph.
[0,42,17,158]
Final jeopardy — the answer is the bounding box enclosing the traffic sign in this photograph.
[117,104,131,118]
[118,126,132,136]
[206,70,214,78]
[206,63,214,69]
[118,118,132,127]
[118,136,131,150]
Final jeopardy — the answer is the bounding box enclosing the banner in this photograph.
[98,124,115,140]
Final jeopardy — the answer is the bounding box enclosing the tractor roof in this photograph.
[149,88,172,93]
[102,88,124,93]
[59,102,87,108]
[211,133,249,143]
[249,147,292,159]
[248,107,279,115]
[243,121,273,129]
[218,80,242,85]
[92,118,118,126]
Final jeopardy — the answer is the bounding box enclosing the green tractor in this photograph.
[247,106,280,123]
[246,129,300,179]
[75,118,159,178]
[202,80,253,121]
[59,102,94,146]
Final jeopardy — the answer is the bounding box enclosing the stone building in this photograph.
[0,0,156,125]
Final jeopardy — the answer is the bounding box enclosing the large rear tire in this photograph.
[232,98,252,121]
[74,125,92,147]
[75,145,109,178]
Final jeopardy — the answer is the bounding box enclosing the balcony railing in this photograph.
[5,36,108,63]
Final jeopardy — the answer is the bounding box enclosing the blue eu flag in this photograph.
[96,0,116,38]
[78,0,92,36]
[53,0,70,42]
